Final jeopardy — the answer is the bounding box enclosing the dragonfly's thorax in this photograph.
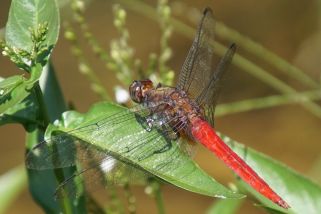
[142,85,203,132]
[129,79,203,134]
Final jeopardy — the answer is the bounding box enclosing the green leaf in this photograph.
[0,93,38,126]
[28,102,243,199]
[5,0,60,53]
[0,75,29,114]
[0,65,42,115]
[221,135,321,213]
[206,198,243,214]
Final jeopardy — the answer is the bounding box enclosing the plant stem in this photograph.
[152,181,165,214]
[123,183,136,214]
[106,186,124,213]
[216,90,321,117]
[214,21,318,88]
[64,23,111,101]
[34,84,50,127]
[33,81,72,214]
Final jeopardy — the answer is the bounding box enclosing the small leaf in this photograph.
[5,0,60,52]
[0,75,29,114]
[221,135,321,213]
[29,102,243,199]
[0,93,38,126]
[0,65,42,115]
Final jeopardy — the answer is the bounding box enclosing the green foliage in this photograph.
[1,0,321,213]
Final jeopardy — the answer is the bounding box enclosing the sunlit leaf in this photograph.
[0,65,42,115]
[0,93,38,126]
[5,0,59,52]
[0,75,29,114]
[28,102,243,199]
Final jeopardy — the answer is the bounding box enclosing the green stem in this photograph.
[230,52,321,118]
[106,186,124,213]
[64,23,111,101]
[124,183,136,214]
[152,181,165,214]
[215,21,319,88]
[216,90,321,117]
[33,82,72,214]
[34,84,50,127]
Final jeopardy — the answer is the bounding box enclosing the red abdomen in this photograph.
[190,117,290,209]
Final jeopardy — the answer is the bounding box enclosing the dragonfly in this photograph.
[26,7,289,209]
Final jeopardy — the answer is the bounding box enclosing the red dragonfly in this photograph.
[26,8,289,209]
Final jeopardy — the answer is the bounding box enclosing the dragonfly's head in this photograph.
[129,79,154,103]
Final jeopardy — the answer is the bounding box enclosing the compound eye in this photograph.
[129,81,143,103]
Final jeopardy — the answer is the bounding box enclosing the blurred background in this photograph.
[1,0,321,213]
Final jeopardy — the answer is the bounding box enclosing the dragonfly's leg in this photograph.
[145,117,154,131]
[158,120,180,141]
[171,126,180,140]
[134,113,154,132]
[156,82,162,89]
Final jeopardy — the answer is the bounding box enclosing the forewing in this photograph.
[25,105,151,170]
[26,104,192,198]
[177,8,216,99]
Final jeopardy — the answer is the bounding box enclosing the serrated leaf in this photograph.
[5,0,60,52]
[221,135,321,213]
[28,102,243,199]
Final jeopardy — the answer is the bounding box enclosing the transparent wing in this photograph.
[177,8,215,100]
[26,105,151,170]
[54,142,150,199]
[197,44,236,127]
[26,104,194,198]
